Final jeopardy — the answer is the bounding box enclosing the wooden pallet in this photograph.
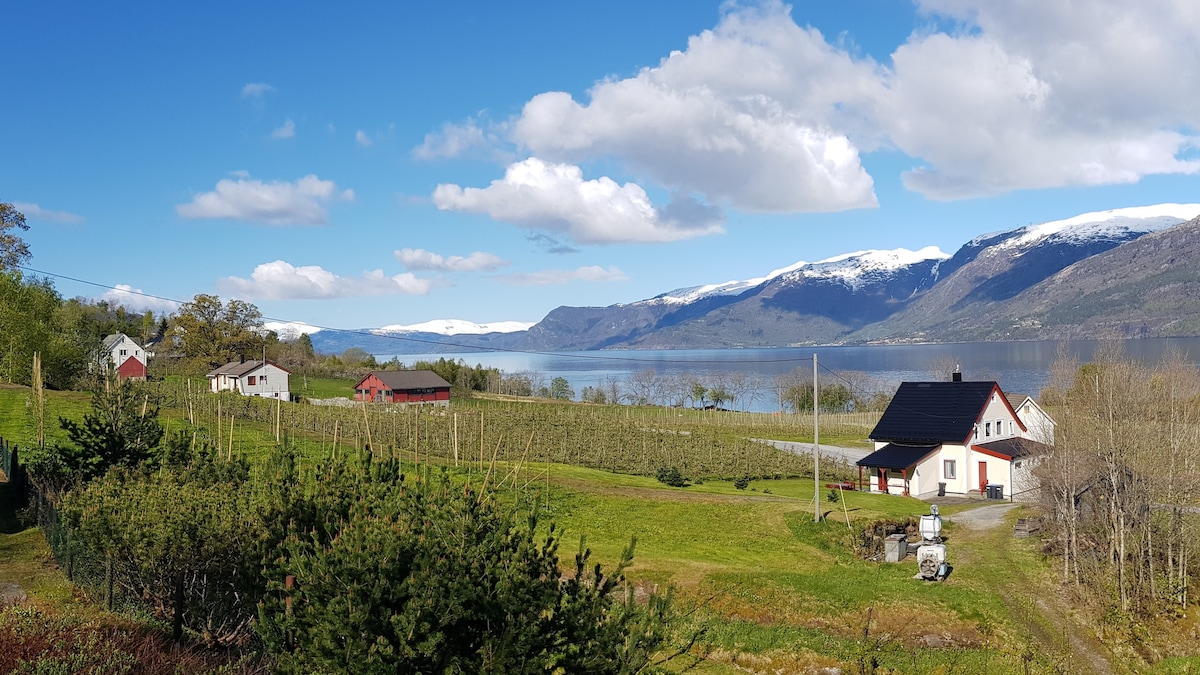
[1013,517,1042,538]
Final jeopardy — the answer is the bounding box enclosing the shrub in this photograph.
[733,475,750,490]
[655,466,687,487]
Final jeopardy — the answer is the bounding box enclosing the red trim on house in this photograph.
[970,445,1013,461]
[959,383,1029,445]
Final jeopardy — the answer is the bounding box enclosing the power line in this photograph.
[17,264,822,367]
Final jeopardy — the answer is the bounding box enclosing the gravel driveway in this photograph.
[948,502,1020,530]
[753,439,871,465]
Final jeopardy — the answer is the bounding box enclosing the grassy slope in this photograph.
[4,386,1198,672]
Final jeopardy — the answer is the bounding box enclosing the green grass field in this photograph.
[3,385,1197,672]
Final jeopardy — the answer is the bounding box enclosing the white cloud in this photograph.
[176,174,355,225]
[98,284,181,314]
[880,0,1200,197]
[395,248,509,272]
[217,260,433,300]
[355,130,372,147]
[508,3,880,213]
[413,118,495,159]
[271,118,296,139]
[241,82,275,97]
[426,0,1200,204]
[11,201,84,224]
[497,265,628,287]
[432,157,724,244]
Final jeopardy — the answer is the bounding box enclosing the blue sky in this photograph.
[5,1,1199,331]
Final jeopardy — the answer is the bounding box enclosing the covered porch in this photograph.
[855,443,940,496]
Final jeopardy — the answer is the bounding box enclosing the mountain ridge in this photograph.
[309,203,1200,355]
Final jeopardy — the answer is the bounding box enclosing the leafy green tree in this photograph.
[0,272,86,388]
[0,202,31,271]
[549,376,574,401]
[173,294,266,372]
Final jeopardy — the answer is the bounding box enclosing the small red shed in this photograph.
[353,370,452,406]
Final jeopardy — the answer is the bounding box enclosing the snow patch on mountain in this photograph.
[264,321,324,339]
[373,319,534,336]
[640,248,947,305]
[984,203,1200,251]
[780,246,950,290]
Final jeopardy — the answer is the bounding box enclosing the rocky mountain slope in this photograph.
[311,204,1200,354]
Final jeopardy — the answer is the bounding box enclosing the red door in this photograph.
[879,468,889,494]
[978,461,988,493]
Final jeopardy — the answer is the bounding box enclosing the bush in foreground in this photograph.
[260,474,672,673]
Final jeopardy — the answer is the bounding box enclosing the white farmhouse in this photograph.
[207,359,291,399]
[100,333,148,380]
[856,375,1053,502]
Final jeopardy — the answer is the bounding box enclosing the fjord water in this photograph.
[384,338,1200,413]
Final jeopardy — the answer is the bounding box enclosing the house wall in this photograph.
[211,364,290,399]
[973,393,1021,443]
[116,357,146,380]
[1010,456,1042,502]
[354,374,388,402]
[935,444,969,495]
[1016,402,1055,445]
[240,364,290,399]
[969,450,1013,496]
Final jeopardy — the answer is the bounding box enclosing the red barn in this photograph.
[353,370,452,406]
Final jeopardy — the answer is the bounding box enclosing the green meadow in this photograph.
[4,384,1193,673]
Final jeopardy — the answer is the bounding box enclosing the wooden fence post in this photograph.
[173,569,185,642]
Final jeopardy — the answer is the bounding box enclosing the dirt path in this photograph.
[951,503,1120,675]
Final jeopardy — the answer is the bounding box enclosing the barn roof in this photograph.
[360,370,452,391]
[855,443,940,470]
[869,381,1002,445]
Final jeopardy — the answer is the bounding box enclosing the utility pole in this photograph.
[814,352,820,523]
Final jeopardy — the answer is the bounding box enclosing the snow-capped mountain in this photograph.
[982,203,1200,251]
[777,246,949,290]
[374,319,535,336]
[310,203,1200,354]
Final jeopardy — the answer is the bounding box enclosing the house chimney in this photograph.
[240,354,245,364]
[952,368,962,383]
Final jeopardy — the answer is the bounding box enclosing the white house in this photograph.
[100,333,147,380]
[207,360,291,399]
[1006,393,1056,445]
[856,376,1053,501]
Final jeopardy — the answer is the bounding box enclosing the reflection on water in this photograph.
[379,338,1200,413]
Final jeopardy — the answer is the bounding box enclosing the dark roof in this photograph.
[975,437,1051,460]
[870,381,1001,444]
[360,370,452,391]
[856,443,940,470]
[101,333,138,351]
[206,360,291,378]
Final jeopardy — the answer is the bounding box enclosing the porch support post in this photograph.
[858,465,863,492]
[902,468,909,496]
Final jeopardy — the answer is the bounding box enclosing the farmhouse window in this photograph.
[120,349,127,356]
[944,460,956,479]
[261,375,268,384]
[985,422,992,437]
[248,376,256,385]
